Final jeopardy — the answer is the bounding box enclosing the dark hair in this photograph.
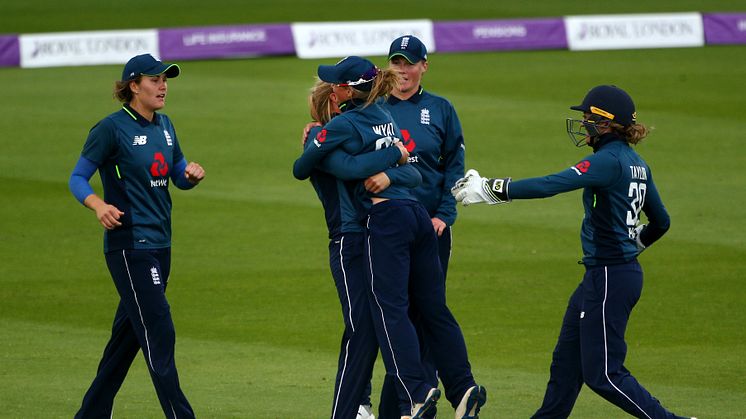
[350,68,399,107]
[113,76,141,103]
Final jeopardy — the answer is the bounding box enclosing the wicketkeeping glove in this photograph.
[451,169,511,206]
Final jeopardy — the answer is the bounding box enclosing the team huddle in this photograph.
[69,35,695,419]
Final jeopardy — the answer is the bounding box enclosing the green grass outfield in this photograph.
[1,2,746,418]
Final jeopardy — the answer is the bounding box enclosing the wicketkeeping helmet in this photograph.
[571,85,636,126]
[566,85,637,146]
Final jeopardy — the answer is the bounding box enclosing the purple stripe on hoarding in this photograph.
[0,35,20,67]
[158,24,295,60]
[434,18,567,52]
[703,13,746,45]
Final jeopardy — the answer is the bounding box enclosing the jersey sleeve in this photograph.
[435,101,465,225]
[509,152,620,199]
[293,118,353,180]
[81,118,117,165]
[384,163,422,189]
[171,157,196,190]
[68,156,98,204]
[638,169,671,246]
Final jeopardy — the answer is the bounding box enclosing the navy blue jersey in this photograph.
[509,134,670,266]
[80,104,184,252]
[302,124,421,238]
[385,87,465,225]
[294,99,420,205]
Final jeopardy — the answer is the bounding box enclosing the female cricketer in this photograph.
[378,34,466,419]
[294,56,486,419]
[452,85,696,419]
[296,79,418,419]
[68,53,204,418]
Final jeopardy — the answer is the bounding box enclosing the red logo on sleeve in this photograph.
[316,129,327,143]
[150,152,169,177]
[401,129,417,152]
[575,160,591,173]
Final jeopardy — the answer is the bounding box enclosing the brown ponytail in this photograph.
[610,121,651,145]
[113,76,141,103]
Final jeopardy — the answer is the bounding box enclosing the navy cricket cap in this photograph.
[571,85,636,126]
[317,56,379,91]
[122,54,180,82]
[388,35,427,63]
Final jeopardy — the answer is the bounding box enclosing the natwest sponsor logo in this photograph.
[400,129,417,153]
[571,160,591,176]
[150,152,169,177]
[565,13,704,51]
[150,178,168,188]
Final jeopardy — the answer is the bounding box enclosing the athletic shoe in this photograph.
[455,385,487,419]
[412,388,441,419]
[357,404,375,419]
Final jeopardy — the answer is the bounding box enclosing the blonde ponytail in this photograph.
[309,79,335,124]
[351,68,400,107]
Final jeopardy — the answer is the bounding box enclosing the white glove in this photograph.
[451,169,511,206]
[634,224,646,252]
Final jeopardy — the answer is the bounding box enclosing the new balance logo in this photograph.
[150,178,168,187]
[150,267,161,285]
[133,135,148,146]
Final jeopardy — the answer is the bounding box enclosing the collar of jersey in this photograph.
[122,103,160,127]
[592,132,625,152]
[339,98,366,113]
[387,86,424,105]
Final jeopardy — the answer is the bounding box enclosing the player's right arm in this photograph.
[509,153,619,199]
[364,164,423,194]
[70,119,124,229]
[317,141,407,181]
[453,153,619,205]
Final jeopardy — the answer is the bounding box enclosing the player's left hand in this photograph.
[452,169,511,206]
[184,162,205,185]
[431,217,446,236]
[364,172,391,194]
[302,122,322,145]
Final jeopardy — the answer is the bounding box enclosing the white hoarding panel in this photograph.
[291,20,434,59]
[565,13,704,51]
[20,30,158,68]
